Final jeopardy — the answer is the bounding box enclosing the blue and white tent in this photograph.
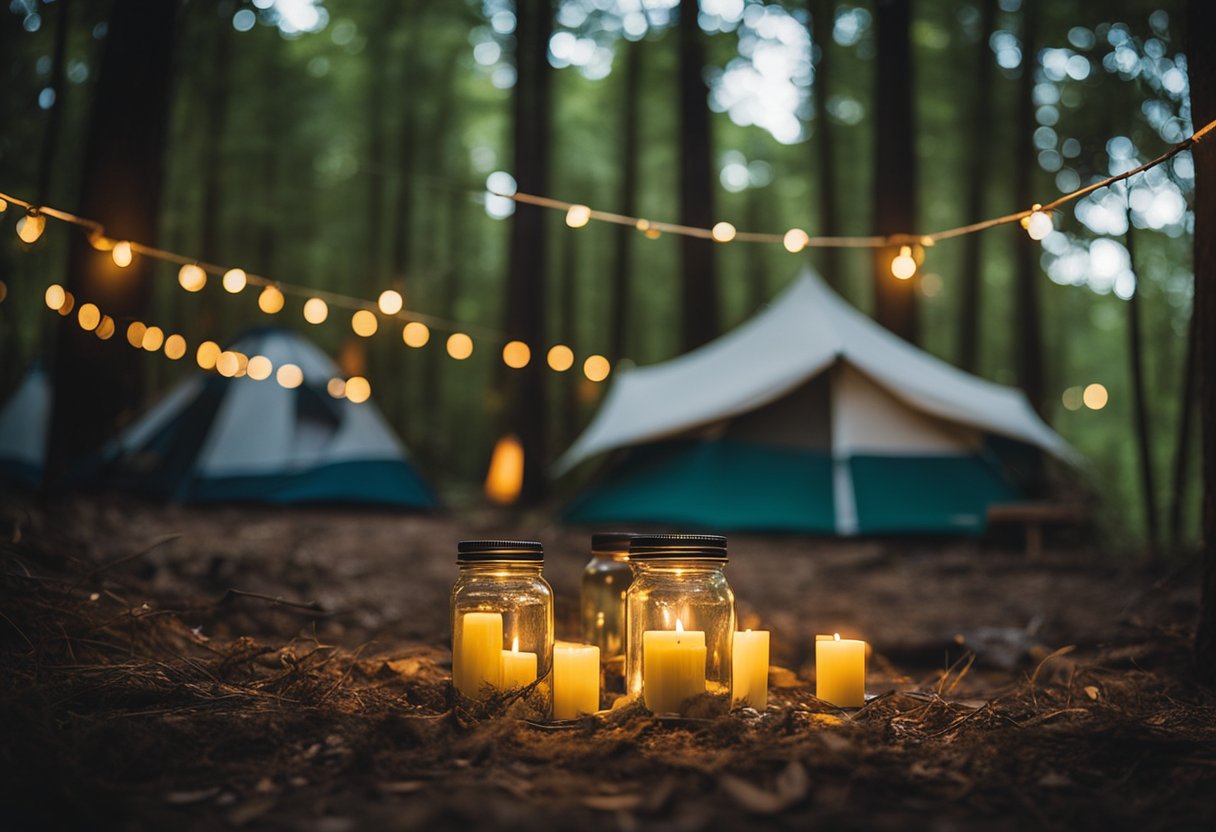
[558,271,1079,535]
[0,363,50,488]
[97,328,437,508]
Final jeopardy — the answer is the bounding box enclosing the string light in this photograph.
[164,334,187,360]
[77,302,100,331]
[711,222,736,243]
[565,204,591,228]
[247,355,272,380]
[502,340,531,369]
[0,197,7,214]
[16,210,45,243]
[326,378,346,398]
[196,340,221,370]
[344,376,371,404]
[403,321,430,348]
[1083,383,1109,410]
[583,354,610,382]
[222,268,247,293]
[57,291,74,316]
[178,263,207,292]
[547,344,574,372]
[141,326,165,352]
[447,333,473,360]
[95,315,115,340]
[112,240,133,268]
[216,351,240,377]
[783,228,810,253]
[891,246,917,280]
[377,289,403,315]
[276,363,304,389]
[303,297,329,324]
[44,284,65,310]
[1024,205,1054,241]
[258,285,284,314]
[351,309,378,337]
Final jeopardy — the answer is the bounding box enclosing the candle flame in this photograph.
[675,619,684,634]
[834,632,841,641]
[746,628,752,634]
[512,636,519,653]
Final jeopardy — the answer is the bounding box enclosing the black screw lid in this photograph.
[457,540,544,563]
[628,533,727,561]
[591,531,638,553]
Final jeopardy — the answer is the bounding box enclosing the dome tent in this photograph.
[94,327,437,508]
[557,271,1079,535]
[0,362,50,488]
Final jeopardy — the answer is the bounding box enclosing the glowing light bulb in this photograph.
[583,354,610,382]
[178,263,207,292]
[1083,383,1108,410]
[258,285,285,314]
[196,340,221,370]
[276,363,304,389]
[216,351,239,377]
[565,204,591,228]
[45,284,66,310]
[351,309,378,337]
[0,198,6,214]
[303,297,329,324]
[502,340,531,369]
[89,234,114,252]
[1026,210,1053,241]
[403,321,430,348]
[327,378,347,398]
[141,326,164,352]
[222,268,247,293]
[112,241,133,268]
[57,291,75,316]
[547,344,574,372]
[247,355,272,380]
[126,321,146,348]
[95,315,116,340]
[378,289,404,315]
[16,211,46,244]
[164,334,187,360]
[77,303,101,331]
[891,245,917,280]
[783,228,810,253]
[446,332,473,360]
[344,376,371,403]
[711,222,736,243]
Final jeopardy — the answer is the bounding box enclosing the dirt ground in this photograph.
[2,493,1214,831]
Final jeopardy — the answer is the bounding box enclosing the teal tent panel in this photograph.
[187,459,438,508]
[563,440,835,532]
[849,455,1021,535]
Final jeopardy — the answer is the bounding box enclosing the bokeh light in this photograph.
[711,222,736,243]
[565,204,591,228]
[1062,386,1084,411]
[1083,383,1109,410]
[223,268,247,293]
[276,363,304,388]
[583,354,610,382]
[547,344,574,372]
[178,264,207,292]
[447,332,474,360]
[783,228,809,253]
[164,334,187,360]
[77,303,100,331]
[403,321,430,348]
[891,246,917,280]
[196,340,221,370]
[352,309,378,337]
[502,340,531,369]
[258,285,285,314]
[95,315,115,340]
[44,284,65,310]
[126,321,147,348]
[16,212,46,243]
[303,297,329,324]
[378,290,404,315]
[112,240,133,267]
[247,355,273,380]
[327,378,346,398]
[344,376,371,404]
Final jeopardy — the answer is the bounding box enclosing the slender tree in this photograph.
[677,0,719,350]
[47,0,180,478]
[35,0,69,205]
[871,0,918,342]
[1125,222,1160,560]
[956,0,996,372]
[610,38,642,362]
[808,0,841,288]
[1169,314,1197,550]
[503,0,553,501]
[1188,0,1216,682]
[197,2,234,332]
[1012,0,1044,414]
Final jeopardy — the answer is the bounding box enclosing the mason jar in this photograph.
[580,531,635,696]
[625,534,736,715]
[450,540,554,719]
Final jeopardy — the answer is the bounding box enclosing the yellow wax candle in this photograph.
[500,636,538,689]
[553,641,600,720]
[732,629,770,710]
[642,620,706,714]
[454,611,503,698]
[815,633,866,707]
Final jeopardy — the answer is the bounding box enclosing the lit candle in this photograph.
[642,619,706,713]
[500,636,538,689]
[454,611,503,698]
[553,641,600,720]
[732,629,770,710]
[815,633,866,707]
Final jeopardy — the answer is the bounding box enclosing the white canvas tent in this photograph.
[559,271,1079,535]
[0,363,50,487]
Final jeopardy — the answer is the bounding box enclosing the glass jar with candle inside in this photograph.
[625,534,736,716]
[450,540,554,719]
[580,531,635,697]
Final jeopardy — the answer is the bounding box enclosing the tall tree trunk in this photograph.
[808,0,840,288]
[390,0,418,288]
[365,5,398,286]
[257,33,282,277]
[1169,313,1197,550]
[610,38,641,362]
[956,0,996,372]
[197,2,233,332]
[1125,223,1160,560]
[47,0,179,479]
[504,0,553,502]
[677,0,719,350]
[1013,0,1044,414]
[1188,0,1216,682]
[36,0,69,204]
[871,0,918,342]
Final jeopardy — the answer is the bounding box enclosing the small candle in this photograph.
[553,641,600,720]
[815,633,866,707]
[732,629,770,710]
[642,619,706,713]
[454,611,503,698]
[500,636,538,689]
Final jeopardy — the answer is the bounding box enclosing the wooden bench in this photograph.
[986,502,1090,560]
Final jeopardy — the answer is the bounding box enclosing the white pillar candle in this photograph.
[732,629,770,710]
[553,641,600,719]
[500,636,538,689]
[454,611,503,698]
[815,633,866,707]
[642,620,706,713]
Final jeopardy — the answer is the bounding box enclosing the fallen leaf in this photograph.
[1084,685,1100,700]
